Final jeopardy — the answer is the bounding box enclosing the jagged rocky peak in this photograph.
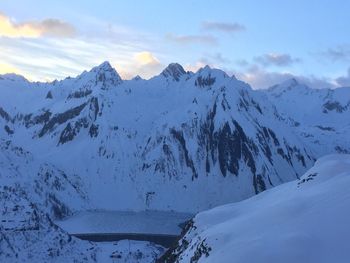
[161,63,186,81]
[91,61,113,72]
[88,61,122,86]
[132,75,143,81]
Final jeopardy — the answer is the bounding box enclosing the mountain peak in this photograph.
[282,78,314,92]
[197,65,228,77]
[87,61,122,87]
[161,63,186,81]
[280,77,299,88]
[267,77,313,97]
[194,65,229,85]
[132,75,143,81]
[202,65,212,71]
[0,73,29,83]
[91,61,115,74]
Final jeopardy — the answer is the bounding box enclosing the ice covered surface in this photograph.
[163,154,350,263]
[56,210,193,235]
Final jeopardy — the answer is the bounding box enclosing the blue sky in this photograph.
[1,0,350,88]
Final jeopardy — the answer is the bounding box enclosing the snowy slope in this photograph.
[160,154,350,263]
[0,139,164,262]
[0,62,315,212]
[0,139,95,262]
[263,78,350,156]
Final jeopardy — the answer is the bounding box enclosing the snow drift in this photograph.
[160,154,350,263]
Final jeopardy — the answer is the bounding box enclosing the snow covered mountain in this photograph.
[0,62,349,262]
[0,62,316,212]
[263,78,350,156]
[0,140,163,262]
[160,154,350,263]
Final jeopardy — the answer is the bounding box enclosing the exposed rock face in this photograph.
[39,103,87,137]
[89,61,123,87]
[322,100,348,113]
[161,63,187,81]
[0,107,11,121]
[46,91,53,99]
[195,75,216,87]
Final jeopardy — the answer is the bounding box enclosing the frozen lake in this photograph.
[55,210,193,236]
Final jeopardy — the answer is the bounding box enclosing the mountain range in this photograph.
[0,62,349,262]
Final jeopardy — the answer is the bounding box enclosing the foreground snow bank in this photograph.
[161,154,350,263]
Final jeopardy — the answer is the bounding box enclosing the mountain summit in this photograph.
[85,61,122,87]
[161,63,187,81]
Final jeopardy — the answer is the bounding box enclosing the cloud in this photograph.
[319,45,350,62]
[0,13,76,38]
[335,68,350,87]
[0,34,165,81]
[202,21,245,34]
[166,33,217,45]
[0,13,164,81]
[208,53,230,64]
[254,53,300,67]
[34,19,76,38]
[234,65,334,89]
[235,59,249,67]
[0,62,21,75]
[183,54,231,73]
[234,65,294,89]
[183,59,326,90]
[166,21,244,46]
[184,61,207,73]
[121,61,163,80]
[134,51,160,65]
[119,51,163,79]
[185,53,231,74]
[196,53,230,67]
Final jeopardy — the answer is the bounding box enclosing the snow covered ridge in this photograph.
[160,154,350,263]
[0,139,96,262]
[0,61,349,213]
[0,62,317,212]
[0,139,164,262]
[0,61,349,262]
[264,78,350,156]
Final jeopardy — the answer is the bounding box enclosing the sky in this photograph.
[1,0,350,88]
